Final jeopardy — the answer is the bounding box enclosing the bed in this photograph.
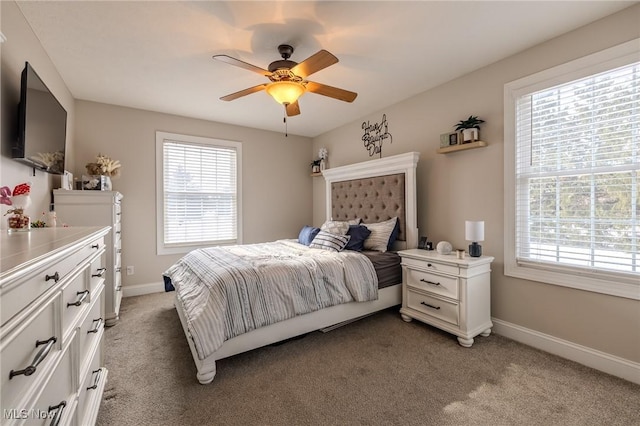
[166,152,420,384]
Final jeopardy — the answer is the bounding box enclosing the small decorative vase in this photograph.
[320,158,326,171]
[462,128,478,142]
[7,210,30,233]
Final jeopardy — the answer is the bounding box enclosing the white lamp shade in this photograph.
[465,220,484,242]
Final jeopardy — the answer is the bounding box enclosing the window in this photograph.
[504,39,639,300]
[156,131,242,255]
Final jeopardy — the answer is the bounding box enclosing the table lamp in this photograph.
[465,220,484,257]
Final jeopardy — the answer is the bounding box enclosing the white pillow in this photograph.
[309,231,351,252]
[363,217,398,252]
[320,220,350,235]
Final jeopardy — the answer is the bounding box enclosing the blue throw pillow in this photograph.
[298,226,320,246]
[345,225,372,251]
[387,218,401,251]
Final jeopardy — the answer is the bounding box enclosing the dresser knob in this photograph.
[420,301,441,310]
[9,336,57,379]
[91,244,99,249]
[45,272,59,283]
[47,401,67,426]
[67,290,90,308]
[87,369,103,391]
[420,278,441,286]
[92,268,107,278]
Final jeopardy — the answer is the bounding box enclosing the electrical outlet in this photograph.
[126,266,134,276]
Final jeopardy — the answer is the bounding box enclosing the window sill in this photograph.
[504,261,639,300]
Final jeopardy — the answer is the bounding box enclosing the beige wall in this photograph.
[73,100,313,287]
[1,1,76,219]
[312,5,640,363]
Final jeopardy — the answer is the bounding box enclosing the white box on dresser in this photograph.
[1,227,110,426]
[398,249,494,347]
[53,190,123,326]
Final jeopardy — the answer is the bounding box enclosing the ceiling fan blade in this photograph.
[286,101,301,116]
[220,84,268,101]
[305,81,357,103]
[213,55,271,77]
[290,50,338,78]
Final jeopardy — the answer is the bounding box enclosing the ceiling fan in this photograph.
[213,44,357,117]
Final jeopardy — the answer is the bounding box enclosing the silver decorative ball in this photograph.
[436,241,453,255]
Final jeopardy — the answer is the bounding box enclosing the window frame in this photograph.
[155,131,242,255]
[503,39,640,300]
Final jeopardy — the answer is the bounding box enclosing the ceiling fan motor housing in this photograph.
[268,59,298,73]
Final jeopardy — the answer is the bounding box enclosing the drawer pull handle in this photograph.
[9,336,57,379]
[116,285,122,291]
[47,401,66,426]
[116,267,122,273]
[427,263,432,267]
[92,268,107,278]
[419,278,441,286]
[88,318,103,334]
[421,301,441,310]
[87,368,103,391]
[91,243,100,249]
[67,290,90,307]
[45,272,60,283]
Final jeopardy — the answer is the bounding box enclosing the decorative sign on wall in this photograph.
[362,114,393,158]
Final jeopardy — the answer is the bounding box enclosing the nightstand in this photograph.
[398,249,494,347]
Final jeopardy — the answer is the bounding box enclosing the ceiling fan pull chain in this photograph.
[283,108,288,137]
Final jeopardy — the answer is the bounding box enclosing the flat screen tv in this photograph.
[12,62,67,174]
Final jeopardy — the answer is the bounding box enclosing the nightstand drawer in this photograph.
[406,290,458,326]
[405,268,458,299]
[402,256,459,276]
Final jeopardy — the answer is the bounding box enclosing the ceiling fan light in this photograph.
[266,81,305,105]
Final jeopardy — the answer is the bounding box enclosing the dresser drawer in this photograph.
[61,268,90,341]
[78,286,104,373]
[402,256,459,276]
[406,289,459,326]
[405,268,458,300]
[1,298,59,412]
[1,238,101,326]
[30,342,75,426]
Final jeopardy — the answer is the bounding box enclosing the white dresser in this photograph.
[54,190,123,326]
[1,227,109,426]
[398,249,494,347]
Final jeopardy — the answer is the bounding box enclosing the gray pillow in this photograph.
[363,217,398,252]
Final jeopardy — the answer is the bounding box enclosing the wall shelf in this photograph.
[437,141,487,154]
[311,172,322,177]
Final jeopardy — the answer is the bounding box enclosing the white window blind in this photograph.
[156,132,241,254]
[515,62,639,276]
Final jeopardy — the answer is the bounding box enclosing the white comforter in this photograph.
[164,240,378,360]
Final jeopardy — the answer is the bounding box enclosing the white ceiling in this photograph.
[16,1,635,137]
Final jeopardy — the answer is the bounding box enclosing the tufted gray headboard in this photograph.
[322,152,420,250]
[330,173,406,242]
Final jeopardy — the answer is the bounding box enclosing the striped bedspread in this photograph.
[164,240,378,360]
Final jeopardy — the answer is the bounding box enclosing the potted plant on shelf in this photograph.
[455,115,485,143]
[310,159,321,174]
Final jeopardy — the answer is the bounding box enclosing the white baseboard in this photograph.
[492,318,640,385]
[122,281,165,298]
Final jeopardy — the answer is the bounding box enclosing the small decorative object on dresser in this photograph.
[436,240,452,255]
[399,249,494,347]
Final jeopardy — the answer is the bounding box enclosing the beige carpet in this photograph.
[97,292,639,426]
